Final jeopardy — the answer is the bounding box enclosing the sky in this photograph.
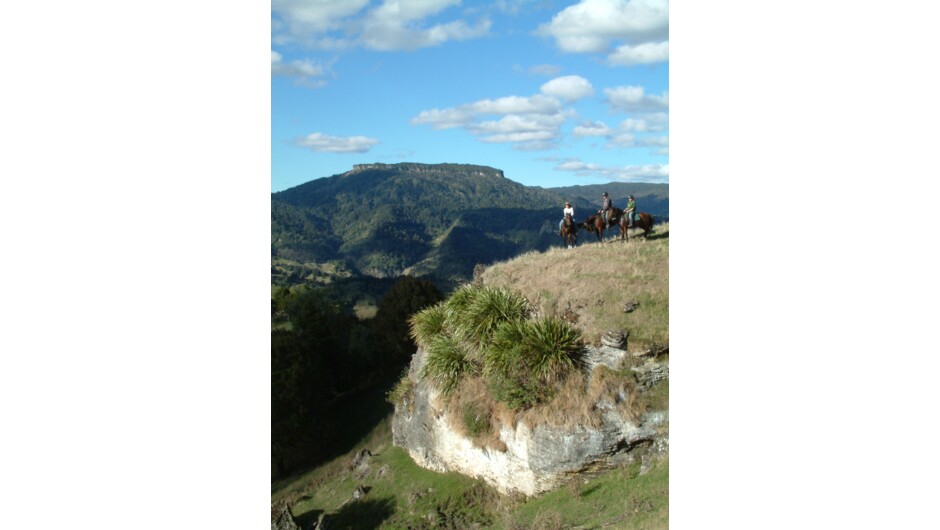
[271,0,669,192]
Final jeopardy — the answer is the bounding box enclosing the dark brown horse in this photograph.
[581,206,625,242]
[581,208,654,241]
[560,213,577,248]
[617,211,654,240]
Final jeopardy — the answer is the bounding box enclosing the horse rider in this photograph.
[559,201,575,234]
[599,192,613,228]
[624,194,636,228]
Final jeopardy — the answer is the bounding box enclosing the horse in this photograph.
[560,213,577,248]
[581,206,625,242]
[581,208,654,242]
[617,212,655,241]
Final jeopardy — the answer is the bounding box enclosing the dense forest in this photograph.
[271,276,443,479]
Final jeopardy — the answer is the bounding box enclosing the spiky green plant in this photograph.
[386,372,415,410]
[420,335,474,396]
[462,286,531,354]
[483,319,528,377]
[524,317,584,382]
[409,301,447,350]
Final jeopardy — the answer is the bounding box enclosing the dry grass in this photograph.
[478,223,668,350]
[519,366,644,430]
[439,376,513,452]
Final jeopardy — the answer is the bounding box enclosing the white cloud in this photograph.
[411,95,563,129]
[620,113,668,132]
[295,132,379,153]
[360,16,492,51]
[540,75,594,102]
[572,120,613,137]
[554,158,669,182]
[537,0,669,53]
[272,0,491,50]
[606,133,635,147]
[271,51,330,88]
[272,0,369,47]
[608,41,669,66]
[605,85,668,112]
[637,135,669,147]
[412,93,568,150]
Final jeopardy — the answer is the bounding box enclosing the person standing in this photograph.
[559,201,575,234]
[624,194,636,227]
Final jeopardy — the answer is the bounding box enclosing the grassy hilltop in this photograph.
[272,224,669,529]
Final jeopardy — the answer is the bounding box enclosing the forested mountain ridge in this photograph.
[272,162,669,283]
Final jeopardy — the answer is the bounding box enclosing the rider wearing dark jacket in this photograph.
[600,192,613,228]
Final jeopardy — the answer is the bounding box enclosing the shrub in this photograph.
[421,335,474,396]
[484,318,583,410]
[409,302,447,350]
[461,286,531,354]
[386,372,415,410]
[462,403,491,438]
[524,317,584,382]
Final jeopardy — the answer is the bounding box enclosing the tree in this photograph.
[372,276,444,370]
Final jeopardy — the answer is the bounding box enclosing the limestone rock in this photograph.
[622,301,640,313]
[583,345,628,371]
[392,346,660,496]
[270,499,300,530]
[600,330,627,349]
[632,361,669,390]
[352,485,366,500]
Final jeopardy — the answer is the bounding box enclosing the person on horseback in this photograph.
[624,194,636,228]
[559,201,575,234]
[599,192,613,228]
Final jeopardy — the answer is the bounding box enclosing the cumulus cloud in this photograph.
[572,120,614,137]
[272,0,369,48]
[537,0,668,53]
[272,0,491,50]
[360,16,492,51]
[606,133,635,147]
[411,94,564,129]
[295,132,379,153]
[608,41,669,66]
[554,158,669,182]
[540,75,594,102]
[620,113,668,132]
[272,51,330,88]
[411,92,569,150]
[605,85,668,112]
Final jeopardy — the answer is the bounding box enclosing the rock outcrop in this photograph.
[392,345,668,496]
[271,499,300,530]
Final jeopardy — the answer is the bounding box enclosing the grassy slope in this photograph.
[479,223,669,349]
[271,225,669,529]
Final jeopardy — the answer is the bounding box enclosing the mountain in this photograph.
[546,182,669,223]
[272,162,669,284]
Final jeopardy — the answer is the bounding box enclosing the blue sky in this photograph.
[271,0,669,192]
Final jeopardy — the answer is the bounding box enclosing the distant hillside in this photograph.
[547,182,669,223]
[272,163,669,284]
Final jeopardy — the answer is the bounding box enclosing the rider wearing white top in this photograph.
[559,201,575,232]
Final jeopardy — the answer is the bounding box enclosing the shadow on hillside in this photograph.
[646,230,669,241]
[328,497,396,529]
[293,508,324,529]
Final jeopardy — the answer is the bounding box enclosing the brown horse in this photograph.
[582,208,654,241]
[560,213,577,248]
[581,206,625,242]
[617,212,654,240]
